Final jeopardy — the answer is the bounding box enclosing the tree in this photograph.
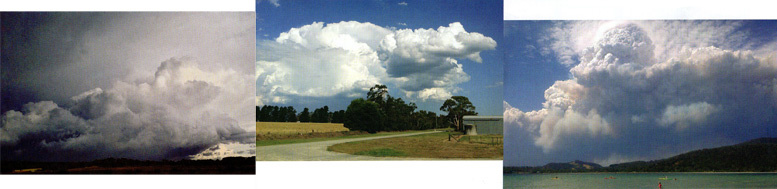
[256,106,264,121]
[256,105,271,122]
[285,106,297,122]
[367,84,388,104]
[439,96,477,132]
[259,105,273,122]
[271,106,282,122]
[299,108,311,122]
[331,110,346,123]
[382,96,416,131]
[412,110,437,130]
[344,98,384,133]
[311,106,331,123]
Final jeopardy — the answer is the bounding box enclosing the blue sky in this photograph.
[256,0,503,116]
[504,20,777,166]
[503,21,571,111]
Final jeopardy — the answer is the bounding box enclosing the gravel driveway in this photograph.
[256,131,441,161]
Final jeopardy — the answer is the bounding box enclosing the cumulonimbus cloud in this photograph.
[506,22,777,165]
[1,58,254,161]
[256,21,496,103]
[540,21,769,67]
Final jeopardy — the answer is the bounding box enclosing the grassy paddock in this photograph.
[256,131,424,146]
[256,121,430,146]
[327,132,503,159]
[256,122,349,135]
[460,135,503,145]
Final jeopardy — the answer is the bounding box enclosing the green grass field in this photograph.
[327,132,503,159]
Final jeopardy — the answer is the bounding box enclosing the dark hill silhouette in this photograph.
[609,137,777,172]
[1,156,256,174]
[506,138,777,173]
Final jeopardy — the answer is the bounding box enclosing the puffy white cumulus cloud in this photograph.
[658,102,719,130]
[257,21,496,103]
[381,22,495,100]
[541,21,765,67]
[504,101,544,133]
[507,23,777,165]
[534,107,612,152]
[257,22,391,102]
[1,58,254,161]
[405,88,454,101]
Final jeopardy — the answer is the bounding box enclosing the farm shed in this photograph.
[462,115,503,135]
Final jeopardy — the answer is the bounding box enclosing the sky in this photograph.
[256,0,503,116]
[504,20,777,167]
[1,12,256,161]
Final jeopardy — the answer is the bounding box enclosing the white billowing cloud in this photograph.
[257,21,496,103]
[405,87,454,102]
[504,101,544,134]
[506,23,777,165]
[1,58,254,161]
[541,21,764,67]
[658,102,719,130]
[380,22,495,100]
[257,21,390,102]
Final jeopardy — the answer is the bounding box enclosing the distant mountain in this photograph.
[504,160,602,173]
[609,137,777,172]
[543,160,602,171]
[505,137,777,173]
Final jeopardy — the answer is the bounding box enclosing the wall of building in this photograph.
[462,116,503,135]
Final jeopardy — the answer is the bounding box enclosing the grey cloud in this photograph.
[2,12,255,113]
[1,58,251,161]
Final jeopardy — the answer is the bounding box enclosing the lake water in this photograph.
[504,173,777,188]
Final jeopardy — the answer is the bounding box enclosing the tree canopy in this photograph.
[256,105,344,123]
[344,98,384,133]
[344,84,453,132]
[440,96,477,132]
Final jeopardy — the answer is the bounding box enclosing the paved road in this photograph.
[256,131,442,161]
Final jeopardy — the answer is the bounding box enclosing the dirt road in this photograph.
[256,131,441,161]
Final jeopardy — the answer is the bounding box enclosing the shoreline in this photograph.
[504,171,777,175]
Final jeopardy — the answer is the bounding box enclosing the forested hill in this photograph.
[505,138,777,173]
[609,137,777,172]
[504,160,603,173]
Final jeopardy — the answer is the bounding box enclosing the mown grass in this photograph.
[459,134,503,145]
[327,132,503,159]
[256,122,349,135]
[354,148,407,157]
